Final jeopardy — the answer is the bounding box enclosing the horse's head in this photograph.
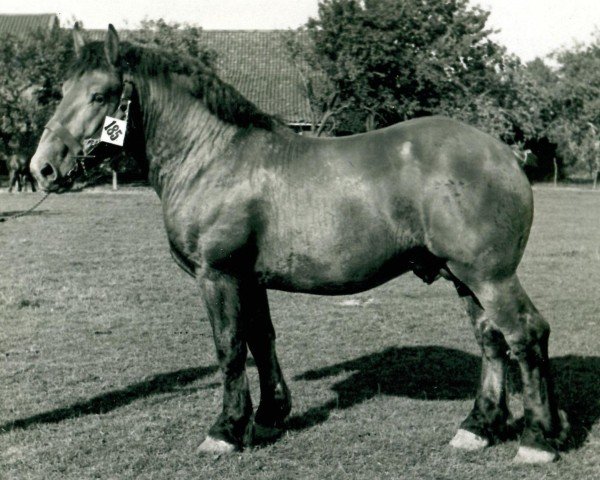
[31,24,132,192]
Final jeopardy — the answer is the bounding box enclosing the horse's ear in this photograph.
[72,22,85,58]
[104,24,120,66]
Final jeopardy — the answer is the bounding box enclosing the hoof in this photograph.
[449,428,489,451]
[198,435,237,455]
[513,446,558,464]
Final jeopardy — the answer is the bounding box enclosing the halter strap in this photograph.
[44,119,83,156]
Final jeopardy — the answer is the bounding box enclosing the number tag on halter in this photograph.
[100,116,127,146]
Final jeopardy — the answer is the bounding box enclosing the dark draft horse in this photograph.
[30,26,569,463]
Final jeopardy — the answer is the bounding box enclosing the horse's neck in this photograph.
[137,76,239,195]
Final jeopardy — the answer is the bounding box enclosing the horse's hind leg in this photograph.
[450,293,512,450]
[245,285,291,443]
[460,274,568,463]
[197,269,254,454]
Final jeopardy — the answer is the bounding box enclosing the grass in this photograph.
[1,185,599,479]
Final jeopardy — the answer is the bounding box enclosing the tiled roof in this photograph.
[199,30,312,124]
[0,14,58,36]
[86,29,313,124]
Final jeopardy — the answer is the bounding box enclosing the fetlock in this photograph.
[208,410,252,449]
[460,398,512,444]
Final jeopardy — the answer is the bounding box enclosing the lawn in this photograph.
[1,185,599,479]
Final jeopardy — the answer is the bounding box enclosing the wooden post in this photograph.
[112,170,118,191]
[553,158,558,188]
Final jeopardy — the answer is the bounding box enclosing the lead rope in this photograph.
[0,191,51,223]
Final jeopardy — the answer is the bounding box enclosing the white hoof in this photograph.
[449,429,489,451]
[513,446,558,464]
[198,436,237,455]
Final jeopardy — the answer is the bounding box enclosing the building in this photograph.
[199,30,313,129]
[0,13,59,36]
[85,28,315,130]
[0,14,314,129]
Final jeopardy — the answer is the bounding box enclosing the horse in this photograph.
[6,152,37,193]
[29,25,569,463]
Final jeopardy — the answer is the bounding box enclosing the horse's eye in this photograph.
[92,93,105,104]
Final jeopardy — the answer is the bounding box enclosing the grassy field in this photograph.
[1,185,599,479]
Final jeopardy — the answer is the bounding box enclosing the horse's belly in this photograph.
[255,216,420,294]
[253,178,425,294]
[256,248,412,294]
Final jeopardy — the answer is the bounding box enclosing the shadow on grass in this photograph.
[0,365,218,433]
[288,346,600,451]
[0,209,54,221]
[552,355,600,451]
[3,347,598,451]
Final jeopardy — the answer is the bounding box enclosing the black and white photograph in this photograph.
[1,1,599,478]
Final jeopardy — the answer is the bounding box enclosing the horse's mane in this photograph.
[69,41,276,131]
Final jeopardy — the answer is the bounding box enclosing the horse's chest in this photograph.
[162,185,262,272]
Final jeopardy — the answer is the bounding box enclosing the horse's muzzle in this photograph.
[30,158,65,192]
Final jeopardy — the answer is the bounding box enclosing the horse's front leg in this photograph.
[28,174,37,192]
[8,170,17,193]
[197,268,253,454]
[245,285,291,443]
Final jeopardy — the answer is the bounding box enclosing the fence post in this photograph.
[112,170,118,191]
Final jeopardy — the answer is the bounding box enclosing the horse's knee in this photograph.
[476,278,549,358]
[480,325,509,360]
[504,311,550,360]
[218,347,248,376]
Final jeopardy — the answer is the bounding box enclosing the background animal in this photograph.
[7,152,36,193]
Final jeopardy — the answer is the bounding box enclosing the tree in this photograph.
[0,27,72,163]
[285,0,534,140]
[282,30,344,136]
[544,32,600,181]
[131,19,217,68]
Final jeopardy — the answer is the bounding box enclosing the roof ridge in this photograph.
[0,13,57,17]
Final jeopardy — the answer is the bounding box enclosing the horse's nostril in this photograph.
[40,163,57,179]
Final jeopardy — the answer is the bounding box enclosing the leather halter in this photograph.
[45,74,136,184]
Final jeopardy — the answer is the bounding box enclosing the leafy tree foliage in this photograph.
[0,27,72,160]
[286,0,533,140]
[284,0,600,183]
[543,33,600,182]
[130,19,217,69]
